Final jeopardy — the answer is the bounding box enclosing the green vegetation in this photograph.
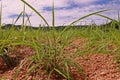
[0,0,120,80]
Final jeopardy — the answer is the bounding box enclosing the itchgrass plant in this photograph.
[20,0,116,80]
[0,0,120,80]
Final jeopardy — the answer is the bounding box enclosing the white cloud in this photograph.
[0,0,120,26]
[70,0,97,4]
[25,0,70,8]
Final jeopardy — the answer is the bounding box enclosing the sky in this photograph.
[0,0,120,27]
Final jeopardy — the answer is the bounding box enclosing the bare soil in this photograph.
[0,37,120,80]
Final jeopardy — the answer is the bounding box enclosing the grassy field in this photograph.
[0,0,120,80]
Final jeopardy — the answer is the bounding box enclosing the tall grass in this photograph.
[0,0,120,80]
[20,0,115,79]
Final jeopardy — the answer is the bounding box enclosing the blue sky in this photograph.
[0,0,120,26]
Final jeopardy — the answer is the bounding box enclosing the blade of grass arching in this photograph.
[14,12,23,25]
[96,13,120,29]
[59,9,111,37]
[21,0,49,27]
[96,13,116,21]
[69,9,111,26]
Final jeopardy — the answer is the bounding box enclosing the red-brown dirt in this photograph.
[0,37,120,80]
[75,53,120,80]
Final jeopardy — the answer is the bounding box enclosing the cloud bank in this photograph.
[0,0,120,26]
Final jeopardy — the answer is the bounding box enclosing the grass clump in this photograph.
[0,0,120,80]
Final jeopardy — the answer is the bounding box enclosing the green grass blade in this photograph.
[96,13,119,27]
[65,62,71,80]
[52,1,55,27]
[69,9,111,26]
[59,9,111,38]
[14,12,23,25]
[22,3,25,26]
[96,13,117,21]
[48,69,54,80]
[25,12,32,26]
[54,68,68,79]
[21,0,49,27]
